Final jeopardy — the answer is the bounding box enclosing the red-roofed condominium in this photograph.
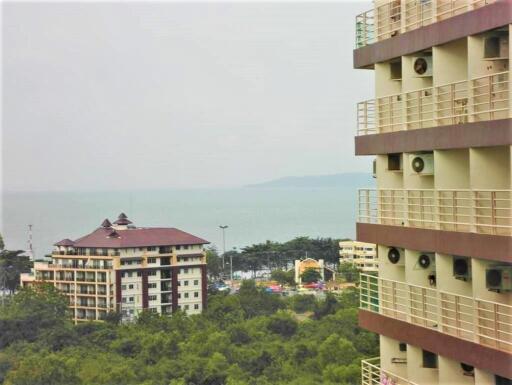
[354,1,512,384]
[20,213,209,323]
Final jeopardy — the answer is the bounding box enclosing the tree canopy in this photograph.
[208,237,342,279]
[0,283,377,385]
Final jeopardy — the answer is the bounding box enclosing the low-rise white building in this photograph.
[339,240,377,273]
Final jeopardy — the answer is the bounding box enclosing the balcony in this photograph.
[362,357,418,385]
[358,189,512,236]
[357,72,509,136]
[355,0,495,48]
[360,274,512,353]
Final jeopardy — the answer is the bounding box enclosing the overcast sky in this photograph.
[3,1,372,192]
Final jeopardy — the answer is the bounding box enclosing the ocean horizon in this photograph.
[1,186,360,258]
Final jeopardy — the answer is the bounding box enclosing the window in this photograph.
[128,284,134,290]
[184,281,189,286]
[176,245,181,250]
[398,342,407,352]
[148,283,157,289]
[178,293,181,299]
[194,292,199,298]
[184,292,189,298]
[128,272,133,278]
[422,350,438,369]
[148,271,157,276]
[121,285,126,290]
[148,295,157,301]
[184,305,189,310]
[122,297,127,303]
[184,245,189,250]
[150,308,157,313]
[194,280,199,286]
[129,297,134,303]
[147,247,156,251]
[194,304,199,310]
[148,257,157,264]
[137,271,142,277]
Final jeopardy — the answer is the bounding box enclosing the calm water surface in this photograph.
[1,187,357,257]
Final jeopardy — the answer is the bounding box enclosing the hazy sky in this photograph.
[3,1,372,192]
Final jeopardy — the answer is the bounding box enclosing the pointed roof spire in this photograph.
[108,230,120,238]
[101,218,112,228]
[113,212,133,225]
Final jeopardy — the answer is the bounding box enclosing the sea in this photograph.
[1,187,358,258]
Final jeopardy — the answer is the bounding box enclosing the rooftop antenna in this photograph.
[27,224,34,261]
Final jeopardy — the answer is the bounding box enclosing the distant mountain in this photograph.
[246,173,374,188]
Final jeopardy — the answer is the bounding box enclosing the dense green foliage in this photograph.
[0,249,32,294]
[270,270,295,286]
[209,237,345,278]
[0,282,377,385]
[300,268,322,284]
[338,262,361,283]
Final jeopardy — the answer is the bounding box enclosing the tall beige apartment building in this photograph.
[21,214,209,323]
[354,1,512,384]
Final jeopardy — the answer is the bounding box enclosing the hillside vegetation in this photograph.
[0,282,377,385]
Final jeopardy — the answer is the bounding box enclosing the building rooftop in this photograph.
[54,214,209,248]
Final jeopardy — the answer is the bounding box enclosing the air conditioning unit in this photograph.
[412,56,433,77]
[484,34,509,59]
[418,253,434,269]
[453,257,471,281]
[460,363,474,377]
[486,266,512,292]
[387,247,404,266]
[411,153,434,175]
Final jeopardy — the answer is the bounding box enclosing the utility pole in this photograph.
[219,225,228,278]
[27,224,34,261]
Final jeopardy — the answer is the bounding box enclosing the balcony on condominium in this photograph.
[355,0,496,49]
[360,273,512,353]
[357,70,509,136]
[362,357,419,385]
[358,188,512,236]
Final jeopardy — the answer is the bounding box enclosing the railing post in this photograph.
[471,190,477,233]
[473,299,479,345]
[405,283,411,323]
[491,191,497,235]
[489,75,493,121]
[493,303,499,349]
[404,189,409,227]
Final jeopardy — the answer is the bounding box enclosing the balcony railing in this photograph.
[360,274,512,353]
[357,72,509,135]
[362,357,419,385]
[358,189,512,236]
[355,0,495,48]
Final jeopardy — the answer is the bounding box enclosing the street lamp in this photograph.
[219,225,228,277]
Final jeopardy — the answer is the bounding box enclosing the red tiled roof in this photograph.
[65,227,209,248]
[55,239,75,246]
